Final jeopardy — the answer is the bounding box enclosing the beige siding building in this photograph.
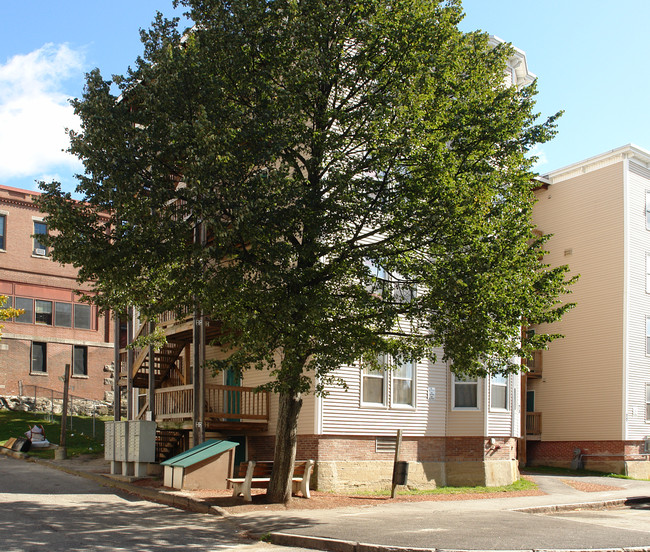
[527,145,650,477]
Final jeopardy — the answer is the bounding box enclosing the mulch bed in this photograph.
[147,486,546,514]
[560,479,620,493]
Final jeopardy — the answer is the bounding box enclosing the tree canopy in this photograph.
[37,0,573,502]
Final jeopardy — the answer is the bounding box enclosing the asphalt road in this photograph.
[0,455,308,552]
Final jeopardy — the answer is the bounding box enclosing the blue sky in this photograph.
[1,0,648,195]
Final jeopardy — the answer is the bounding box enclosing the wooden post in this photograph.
[192,221,206,447]
[58,363,71,459]
[126,307,134,420]
[192,306,205,446]
[391,429,403,499]
[113,313,121,421]
[148,320,156,420]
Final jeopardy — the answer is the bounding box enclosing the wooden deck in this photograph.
[155,384,269,432]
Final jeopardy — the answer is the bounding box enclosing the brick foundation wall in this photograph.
[247,434,517,463]
[527,440,650,470]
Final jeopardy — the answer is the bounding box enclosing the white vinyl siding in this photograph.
[626,162,650,438]
[321,355,447,437]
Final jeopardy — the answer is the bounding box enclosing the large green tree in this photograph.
[38,0,573,502]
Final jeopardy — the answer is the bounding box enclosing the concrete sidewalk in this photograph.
[4,448,650,552]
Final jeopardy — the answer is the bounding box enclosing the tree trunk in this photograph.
[266,390,303,503]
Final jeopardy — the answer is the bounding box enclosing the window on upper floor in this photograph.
[55,302,72,327]
[364,260,416,303]
[74,304,91,330]
[392,358,415,406]
[6,296,95,330]
[490,374,509,411]
[362,353,388,405]
[73,345,88,376]
[33,221,48,256]
[34,300,52,325]
[0,214,6,250]
[31,342,47,373]
[361,354,416,407]
[452,373,479,410]
[15,297,33,324]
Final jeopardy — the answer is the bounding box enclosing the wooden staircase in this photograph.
[156,429,187,462]
[130,340,188,388]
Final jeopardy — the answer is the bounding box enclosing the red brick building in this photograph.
[0,185,114,402]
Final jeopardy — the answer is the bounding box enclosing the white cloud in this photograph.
[0,44,84,181]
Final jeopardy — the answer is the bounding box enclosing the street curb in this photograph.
[265,530,650,552]
[512,496,650,515]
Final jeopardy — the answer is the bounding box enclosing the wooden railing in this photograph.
[526,412,542,435]
[155,384,194,419]
[155,384,269,423]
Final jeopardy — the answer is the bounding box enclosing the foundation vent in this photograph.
[376,436,397,453]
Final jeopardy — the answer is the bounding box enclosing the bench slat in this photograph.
[229,460,313,501]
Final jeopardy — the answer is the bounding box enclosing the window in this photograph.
[453,374,478,409]
[364,260,416,303]
[34,300,52,325]
[362,354,388,405]
[73,345,87,376]
[55,302,72,327]
[490,374,509,410]
[31,342,47,373]
[15,297,33,323]
[0,214,5,250]
[1,296,11,309]
[74,304,91,329]
[33,221,48,256]
[393,359,414,406]
[646,383,650,422]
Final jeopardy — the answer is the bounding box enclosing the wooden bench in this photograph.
[226,459,314,501]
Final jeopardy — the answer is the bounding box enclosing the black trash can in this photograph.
[393,461,409,486]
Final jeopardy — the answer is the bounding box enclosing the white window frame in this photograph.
[361,355,388,407]
[490,374,509,411]
[391,359,416,408]
[451,373,480,411]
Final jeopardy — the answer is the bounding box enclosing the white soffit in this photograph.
[541,144,650,185]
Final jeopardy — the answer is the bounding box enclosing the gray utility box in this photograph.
[105,420,156,477]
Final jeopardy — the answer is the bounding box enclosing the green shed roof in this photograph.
[160,439,238,468]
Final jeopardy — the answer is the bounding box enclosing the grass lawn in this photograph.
[0,410,109,459]
[359,477,538,496]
